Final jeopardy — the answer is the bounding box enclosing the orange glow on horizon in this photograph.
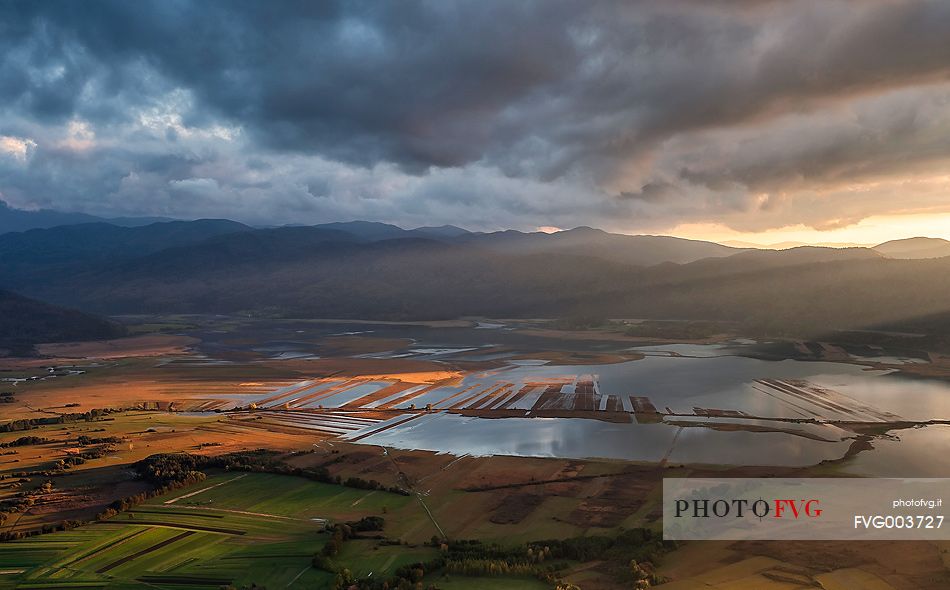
[659,212,950,247]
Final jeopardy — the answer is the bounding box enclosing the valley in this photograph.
[2,317,948,589]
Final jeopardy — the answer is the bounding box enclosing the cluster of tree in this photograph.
[629,559,663,589]
[96,471,206,520]
[351,532,672,589]
[132,453,214,487]
[351,561,432,590]
[0,436,50,448]
[0,408,116,433]
[0,392,15,403]
[316,537,575,590]
[340,476,398,493]
[0,518,81,542]
[348,516,385,533]
[312,521,449,590]
[0,289,126,354]
[313,516,388,575]
[531,529,672,585]
[3,440,118,479]
[0,480,55,537]
[134,451,409,496]
[443,559,540,577]
[76,434,124,445]
[317,526,347,561]
[53,444,116,472]
[534,529,671,564]
[1,458,206,542]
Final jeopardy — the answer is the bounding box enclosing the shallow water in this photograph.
[349,413,853,467]
[346,341,949,469]
[846,354,928,365]
[840,425,950,477]
[305,381,391,408]
[440,350,949,422]
[207,328,950,470]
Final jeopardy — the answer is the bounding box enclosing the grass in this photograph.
[335,539,438,578]
[0,472,418,589]
[158,472,411,518]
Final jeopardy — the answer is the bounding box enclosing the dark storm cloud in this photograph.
[2,0,950,231]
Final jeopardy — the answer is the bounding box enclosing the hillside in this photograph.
[0,290,126,355]
[874,237,950,259]
[458,226,745,265]
[0,219,251,287]
[4,219,950,337]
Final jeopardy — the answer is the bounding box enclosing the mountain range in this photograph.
[0,200,173,234]
[3,212,950,339]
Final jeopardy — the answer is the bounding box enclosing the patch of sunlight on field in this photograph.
[815,568,895,590]
[359,370,462,383]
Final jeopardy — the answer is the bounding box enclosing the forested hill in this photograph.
[0,290,126,355]
[2,219,950,338]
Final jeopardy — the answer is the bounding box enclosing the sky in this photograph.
[1,1,950,244]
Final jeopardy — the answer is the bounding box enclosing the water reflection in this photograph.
[840,425,950,477]
[351,413,853,467]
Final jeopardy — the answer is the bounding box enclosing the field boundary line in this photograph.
[96,531,195,573]
[165,473,247,504]
[149,504,308,521]
[286,565,310,587]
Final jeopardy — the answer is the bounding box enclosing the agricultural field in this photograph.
[335,540,438,578]
[0,411,325,535]
[3,316,949,589]
[0,472,421,589]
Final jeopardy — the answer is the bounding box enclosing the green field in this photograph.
[158,471,412,518]
[0,473,421,590]
[335,539,439,578]
[426,575,550,589]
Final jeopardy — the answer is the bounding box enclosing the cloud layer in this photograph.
[2,0,950,232]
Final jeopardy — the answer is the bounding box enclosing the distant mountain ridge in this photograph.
[7,198,950,261]
[456,226,745,266]
[873,237,950,259]
[4,217,950,337]
[0,199,174,234]
[0,219,252,287]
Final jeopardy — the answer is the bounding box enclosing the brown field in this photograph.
[658,539,949,590]
[35,334,200,359]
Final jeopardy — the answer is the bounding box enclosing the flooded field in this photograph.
[20,317,947,474]
[176,320,948,474]
[341,412,854,467]
[840,424,950,477]
[215,339,948,419]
